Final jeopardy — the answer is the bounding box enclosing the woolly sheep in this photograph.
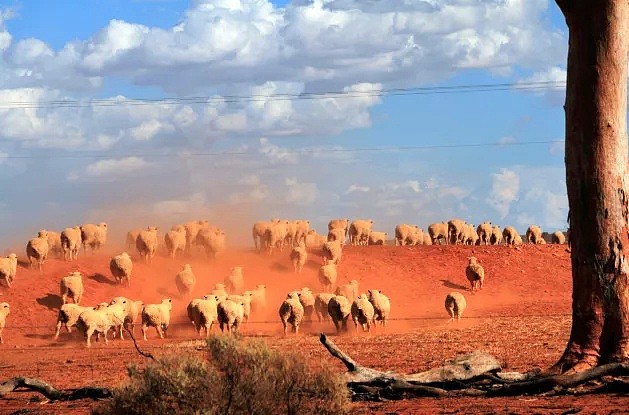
[526,225,543,244]
[248,284,266,312]
[552,231,566,244]
[224,266,244,294]
[465,257,485,292]
[293,219,311,246]
[368,231,388,246]
[26,230,49,271]
[490,226,502,245]
[110,252,133,287]
[0,302,9,344]
[196,227,226,259]
[318,263,338,292]
[0,253,17,288]
[165,226,186,259]
[445,292,467,323]
[367,289,390,329]
[80,222,108,254]
[279,292,304,335]
[136,226,159,264]
[217,299,245,334]
[295,287,315,322]
[394,224,418,246]
[208,283,228,303]
[228,293,253,323]
[322,240,342,265]
[305,230,327,250]
[476,222,493,245]
[252,219,281,252]
[447,219,467,245]
[408,227,425,246]
[422,233,433,245]
[428,222,448,245]
[327,295,351,333]
[175,264,196,298]
[60,271,84,305]
[183,220,210,254]
[290,243,308,274]
[335,279,359,302]
[76,304,124,347]
[104,302,128,340]
[502,226,519,245]
[283,220,299,247]
[314,293,335,322]
[187,297,218,337]
[263,221,288,255]
[125,229,142,251]
[348,219,374,246]
[141,299,173,340]
[61,226,82,261]
[513,233,524,245]
[110,296,143,337]
[54,303,100,340]
[351,294,375,332]
[328,218,350,238]
[46,230,63,259]
[463,224,479,246]
[327,228,346,246]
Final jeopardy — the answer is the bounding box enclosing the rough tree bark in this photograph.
[554,0,629,373]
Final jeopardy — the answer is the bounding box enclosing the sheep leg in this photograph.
[156,325,164,339]
[142,325,148,341]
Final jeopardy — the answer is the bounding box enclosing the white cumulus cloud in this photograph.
[489,168,520,218]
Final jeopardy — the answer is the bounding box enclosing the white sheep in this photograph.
[314,293,335,322]
[187,297,218,337]
[125,229,142,251]
[351,294,375,332]
[367,289,390,329]
[278,292,304,335]
[110,297,144,337]
[327,295,351,333]
[318,263,337,292]
[335,279,359,303]
[348,219,374,246]
[305,230,327,250]
[26,230,49,271]
[228,293,253,323]
[490,226,502,245]
[526,225,543,244]
[248,284,266,312]
[423,233,433,245]
[0,253,18,288]
[263,221,288,255]
[184,220,210,255]
[295,287,315,322]
[224,266,244,294]
[447,219,467,245]
[141,299,173,340]
[76,305,119,347]
[290,243,308,274]
[0,302,10,344]
[54,303,104,340]
[428,222,448,245]
[327,218,350,238]
[46,230,63,259]
[164,226,186,259]
[208,282,228,302]
[476,222,493,245]
[110,252,133,287]
[80,222,108,254]
[502,226,519,245]
[60,271,84,305]
[394,224,418,246]
[321,240,342,265]
[136,226,159,264]
[327,228,346,246]
[175,264,196,298]
[252,220,281,252]
[445,292,467,323]
[465,256,485,292]
[217,299,245,334]
[293,219,311,246]
[552,231,567,244]
[368,231,388,246]
[60,226,82,261]
[196,227,226,259]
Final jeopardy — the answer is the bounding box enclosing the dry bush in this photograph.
[94,335,349,415]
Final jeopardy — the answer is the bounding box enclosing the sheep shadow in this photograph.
[440,279,469,291]
[157,287,179,299]
[17,259,31,269]
[305,259,322,270]
[88,272,117,286]
[270,262,290,273]
[37,293,62,310]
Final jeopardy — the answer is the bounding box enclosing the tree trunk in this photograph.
[554,0,629,373]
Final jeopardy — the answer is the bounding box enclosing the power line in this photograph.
[0,81,566,110]
[2,139,563,160]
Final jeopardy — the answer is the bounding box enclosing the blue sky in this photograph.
[0,0,570,247]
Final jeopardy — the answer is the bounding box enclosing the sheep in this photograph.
[327,228,346,246]
[422,233,433,245]
[60,271,84,305]
[463,224,479,246]
[141,299,173,340]
[278,292,304,335]
[322,240,342,265]
[526,225,543,244]
[295,287,315,322]
[163,226,186,259]
[465,256,485,292]
[175,264,196,298]
[348,219,374,246]
[283,220,299,247]
[367,289,391,329]
[0,253,18,288]
[445,292,467,323]
[80,222,108,254]
[293,219,311,246]
[502,226,519,245]
[109,296,143,337]
[225,266,244,294]
[327,295,351,333]
[187,297,218,337]
[103,302,128,340]
[335,279,359,302]
[0,302,9,344]
[476,222,493,245]
[196,227,226,259]
[290,243,308,274]
[328,218,350,238]
[76,303,125,347]
[318,263,338,292]
[394,224,418,246]
[61,226,82,261]
[228,293,253,323]
[26,230,49,271]
[125,229,142,251]
[428,222,448,245]
[110,252,133,287]
[183,220,210,255]
[252,220,280,252]
[314,293,335,322]
[368,231,388,246]
[54,303,102,340]
[136,226,159,264]
[248,284,266,312]
[490,226,502,245]
[264,221,288,255]
[552,231,567,244]
[305,230,327,250]
[209,283,228,302]
[447,219,467,245]
[407,226,425,245]
[513,233,524,245]
[46,230,63,259]
[217,299,245,334]
[351,294,375,332]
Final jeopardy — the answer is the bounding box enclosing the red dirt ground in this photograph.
[0,242,627,414]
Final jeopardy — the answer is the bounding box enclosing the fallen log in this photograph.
[0,377,111,401]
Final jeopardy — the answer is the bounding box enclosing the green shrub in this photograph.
[94,335,349,415]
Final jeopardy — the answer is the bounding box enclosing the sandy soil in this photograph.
[0,242,627,414]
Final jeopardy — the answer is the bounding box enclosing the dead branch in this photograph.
[123,324,156,361]
[0,377,111,401]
